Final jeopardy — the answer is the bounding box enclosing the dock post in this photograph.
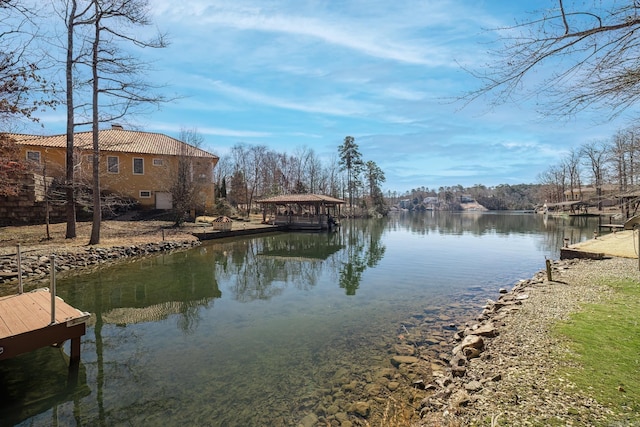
[545,259,553,282]
[17,244,23,294]
[69,337,81,365]
[50,254,56,325]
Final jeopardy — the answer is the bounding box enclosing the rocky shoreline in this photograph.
[0,240,200,289]
[410,256,639,426]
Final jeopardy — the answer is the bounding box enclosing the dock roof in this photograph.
[256,194,345,204]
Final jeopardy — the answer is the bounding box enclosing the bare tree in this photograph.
[230,143,266,216]
[213,152,232,199]
[466,1,640,119]
[564,148,582,201]
[171,127,205,226]
[0,1,55,125]
[62,0,94,239]
[538,163,567,203]
[0,133,30,196]
[322,153,342,198]
[258,150,285,196]
[580,140,608,209]
[611,130,632,193]
[83,0,168,244]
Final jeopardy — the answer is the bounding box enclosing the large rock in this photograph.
[450,352,467,377]
[472,322,497,337]
[452,334,484,355]
[463,346,482,359]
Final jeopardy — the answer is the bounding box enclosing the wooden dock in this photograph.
[0,289,90,364]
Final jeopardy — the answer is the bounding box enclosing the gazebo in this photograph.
[256,194,345,230]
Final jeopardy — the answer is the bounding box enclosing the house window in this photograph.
[153,158,163,166]
[85,154,94,163]
[26,151,41,164]
[107,156,119,173]
[133,158,144,175]
[139,190,151,198]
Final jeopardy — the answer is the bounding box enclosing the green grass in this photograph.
[554,278,640,424]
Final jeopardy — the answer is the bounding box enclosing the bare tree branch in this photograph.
[463,1,640,120]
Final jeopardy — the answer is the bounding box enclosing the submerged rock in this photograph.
[348,401,370,417]
[298,412,318,427]
[390,355,419,367]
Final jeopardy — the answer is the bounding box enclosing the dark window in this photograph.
[133,158,144,175]
[107,156,119,173]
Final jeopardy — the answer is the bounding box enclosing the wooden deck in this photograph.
[0,289,90,364]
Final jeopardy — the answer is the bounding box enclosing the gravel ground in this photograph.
[426,257,640,427]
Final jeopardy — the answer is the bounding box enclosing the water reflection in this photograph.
[62,253,222,333]
[336,219,387,295]
[0,212,605,426]
[389,211,601,254]
[0,347,89,426]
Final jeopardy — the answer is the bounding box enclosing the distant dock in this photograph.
[0,289,90,364]
[192,224,287,240]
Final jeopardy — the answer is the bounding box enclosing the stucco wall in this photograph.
[19,145,216,211]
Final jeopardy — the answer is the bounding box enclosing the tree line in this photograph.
[538,125,640,209]
[387,183,542,211]
[216,136,387,217]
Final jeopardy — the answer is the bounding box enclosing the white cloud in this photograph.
[152,0,491,67]
[151,122,272,139]
[206,79,379,117]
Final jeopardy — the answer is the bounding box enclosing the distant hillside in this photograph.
[460,201,488,211]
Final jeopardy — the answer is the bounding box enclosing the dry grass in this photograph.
[0,220,201,257]
[0,214,276,257]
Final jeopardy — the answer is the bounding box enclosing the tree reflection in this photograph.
[216,233,345,302]
[211,222,388,299]
[387,211,602,255]
[337,218,387,295]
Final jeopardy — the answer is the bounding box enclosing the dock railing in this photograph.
[14,244,58,325]
[17,244,23,294]
[50,254,56,325]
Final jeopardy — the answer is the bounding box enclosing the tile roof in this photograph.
[7,129,218,159]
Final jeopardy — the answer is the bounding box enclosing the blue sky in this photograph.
[20,1,632,192]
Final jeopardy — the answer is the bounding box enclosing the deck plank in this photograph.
[0,296,32,336]
[28,291,80,322]
[10,294,48,334]
[0,316,12,337]
[0,290,89,362]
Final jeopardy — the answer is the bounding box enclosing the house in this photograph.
[423,196,439,210]
[9,125,219,211]
[563,184,618,205]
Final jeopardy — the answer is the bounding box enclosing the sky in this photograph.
[16,0,634,192]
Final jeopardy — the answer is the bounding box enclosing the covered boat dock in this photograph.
[539,201,595,216]
[256,194,345,231]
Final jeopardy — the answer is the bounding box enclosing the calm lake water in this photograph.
[0,212,601,426]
